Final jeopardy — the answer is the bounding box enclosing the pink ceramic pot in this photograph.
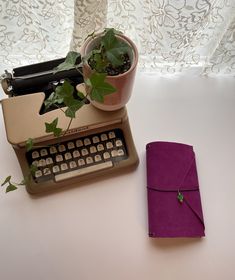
[80,33,138,111]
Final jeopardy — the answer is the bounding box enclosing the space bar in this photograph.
[55,161,113,182]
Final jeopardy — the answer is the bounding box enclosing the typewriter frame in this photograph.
[1,92,139,194]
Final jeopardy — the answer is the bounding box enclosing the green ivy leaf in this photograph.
[64,51,80,65]
[102,28,118,51]
[90,52,108,73]
[87,72,116,102]
[102,29,131,67]
[103,28,122,36]
[65,101,84,118]
[91,89,103,102]
[45,118,62,137]
[85,78,92,87]
[106,45,129,67]
[30,164,38,177]
[26,138,34,152]
[54,51,81,73]
[77,90,86,100]
[55,80,74,100]
[1,175,11,186]
[56,81,84,118]
[6,183,18,193]
[44,91,64,110]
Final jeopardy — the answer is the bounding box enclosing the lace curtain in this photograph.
[0,0,74,71]
[0,0,235,76]
[106,0,235,75]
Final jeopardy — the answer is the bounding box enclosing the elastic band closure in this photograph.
[147,186,199,192]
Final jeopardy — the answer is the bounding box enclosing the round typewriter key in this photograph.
[61,163,68,171]
[90,146,97,154]
[84,138,91,146]
[81,148,88,156]
[115,140,123,147]
[32,160,39,167]
[32,151,39,159]
[103,152,111,159]
[65,152,72,160]
[58,145,66,152]
[97,144,104,151]
[117,149,125,156]
[52,165,60,173]
[35,170,42,178]
[67,142,75,149]
[43,168,51,175]
[73,150,80,158]
[69,161,77,169]
[111,150,118,157]
[101,133,108,141]
[106,142,113,149]
[94,155,102,162]
[76,140,83,147]
[78,159,85,166]
[49,146,57,154]
[86,157,93,164]
[108,131,116,139]
[46,157,53,165]
[40,149,48,157]
[38,159,46,167]
[92,136,100,143]
[56,155,63,162]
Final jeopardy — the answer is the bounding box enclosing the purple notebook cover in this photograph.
[146,141,205,238]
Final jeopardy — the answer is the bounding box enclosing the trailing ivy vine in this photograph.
[1,28,132,193]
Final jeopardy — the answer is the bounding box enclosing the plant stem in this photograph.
[54,103,65,113]
[75,66,83,76]
[61,117,73,138]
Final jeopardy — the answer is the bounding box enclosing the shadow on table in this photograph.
[149,237,204,250]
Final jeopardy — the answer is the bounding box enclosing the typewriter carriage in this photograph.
[1,29,138,114]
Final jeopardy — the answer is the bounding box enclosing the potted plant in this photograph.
[1,28,139,193]
[80,28,138,111]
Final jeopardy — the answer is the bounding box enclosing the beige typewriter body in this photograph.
[1,92,139,194]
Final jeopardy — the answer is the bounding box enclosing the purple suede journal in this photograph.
[146,141,205,238]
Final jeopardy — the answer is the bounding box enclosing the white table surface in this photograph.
[0,72,235,280]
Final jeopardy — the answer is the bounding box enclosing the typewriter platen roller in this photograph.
[1,57,83,96]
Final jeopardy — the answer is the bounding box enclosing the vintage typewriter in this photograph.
[0,58,139,194]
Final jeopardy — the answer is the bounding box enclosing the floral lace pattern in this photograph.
[204,14,235,75]
[0,0,74,73]
[107,0,235,75]
[0,0,235,76]
[70,0,107,52]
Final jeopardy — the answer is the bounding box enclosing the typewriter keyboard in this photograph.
[26,128,128,183]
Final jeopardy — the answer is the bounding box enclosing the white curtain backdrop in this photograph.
[0,0,235,76]
[106,0,235,75]
[0,0,74,71]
